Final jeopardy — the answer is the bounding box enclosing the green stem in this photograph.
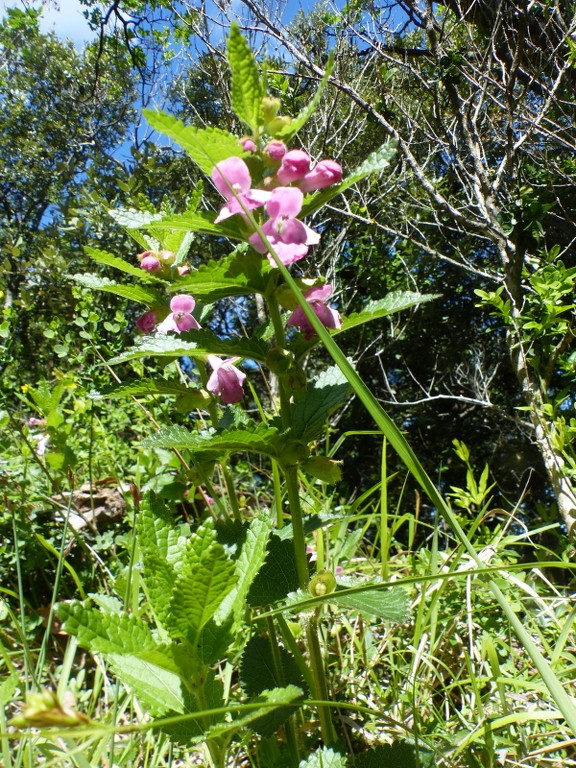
[266,617,301,766]
[265,289,337,745]
[306,615,338,745]
[284,466,310,590]
[266,291,292,425]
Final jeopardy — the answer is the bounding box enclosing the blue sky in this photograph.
[0,0,323,49]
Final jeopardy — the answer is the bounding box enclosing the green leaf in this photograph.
[107,331,269,366]
[143,424,284,462]
[70,273,163,305]
[136,496,188,627]
[207,686,304,740]
[167,250,273,301]
[214,515,273,630]
[248,535,302,606]
[331,584,408,622]
[301,747,348,768]
[290,365,351,442]
[227,23,264,132]
[106,653,192,717]
[85,246,163,283]
[240,635,307,736]
[143,109,242,174]
[142,209,241,239]
[353,741,436,768]
[275,53,335,141]
[56,601,159,656]
[168,525,237,645]
[340,292,440,333]
[94,380,199,400]
[301,140,398,217]
[108,208,164,229]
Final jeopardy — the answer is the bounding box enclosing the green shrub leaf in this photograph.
[214,515,273,630]
[167,250,273,301]
[290,364,351,442]
[275,53,335,141]
[94,380,199,399]
[227,23,264,132]
[168,524,236,645]
[300,747,348,768]
[143,109,242,174]
[301,140,398,216]
[340,292,440,333]
[248,534,302,606]
[106,653,192,716]
[331,584,408,622]
[56,601,159,656]
[70,273,163,305]
[143,424,284,461]
[240,635,308,736]
[85,246,163,282]
[107,332,269,366]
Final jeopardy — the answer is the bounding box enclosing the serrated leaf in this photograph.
[331,585,408,622]
[301,140,398,217]
[56,601,158,656]
[94,380,198,399]
[107,330,269,366]
[248,535,302,606]
[240,635,307,737]
[143,109,242,174]
[290,365,351,442]
[108,208,164,229]
[340,292,440,333]
[85,246,163,283]
[300,747,348,768]
[143,209,240,239]
[136,498,190,629]
[70,273,163,305]
[214,515,273,629]
[107,653,191,716]
[167,250,273,301]
[275,53,335,141]
[207,686,304,740]
[353,741,436,768]
[227,23,264,131]
[142,424,284,462]
[168,526,236,644]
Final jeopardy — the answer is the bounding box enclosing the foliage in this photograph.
[2,10,576,768]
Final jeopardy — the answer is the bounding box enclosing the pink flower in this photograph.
[298,160,343,193]
[140,255,162,272]
[248,186,320,266]
[206,355,246,404]
[286,284,341,339]
[277,150,311,184]
[265,140,287,160]
[156,295,201,334]
[138,250,175,269]
[136,310,158,334]
[212,157,270,223]
[241,137,257,153]
[27,417,46,427]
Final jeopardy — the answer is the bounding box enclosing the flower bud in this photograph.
[140,255,162,272]
[264,140,287,161]
[136,310,158,334]
[267,115,292,135]
[301,456,343,484]
[266,347,293,374]
[309,570,337,597]
[262,96,281,122]
[241,137,257,153]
